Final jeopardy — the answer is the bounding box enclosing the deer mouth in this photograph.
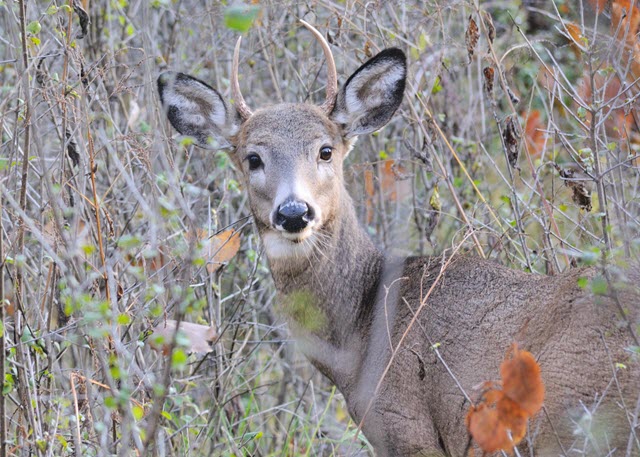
[262,226,317,259]
[279,227,314,243]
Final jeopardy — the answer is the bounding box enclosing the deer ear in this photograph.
[157,72,240,149]
[331,48,406,138]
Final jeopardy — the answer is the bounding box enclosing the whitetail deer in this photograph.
[158,21,640,456]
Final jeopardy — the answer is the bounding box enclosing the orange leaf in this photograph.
[612,1,640,48]
[501,344,545,416]
[467,344,545,453]
[380,160,397,201]
[466,403,514,453]
[523,110,546,159]
[588,0,607,13]
[565,22,584,56]
[497,396,529,443]
[364,168,375,225]
[191,228,242,274]
[206,229,241,273]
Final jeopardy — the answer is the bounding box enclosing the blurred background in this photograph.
[0,0,638,455]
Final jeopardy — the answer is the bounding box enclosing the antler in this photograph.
[231,36,253,121]
[300,20,338,114]
[231,22,337,118]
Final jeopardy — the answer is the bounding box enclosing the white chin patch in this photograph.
[263,229,314,260]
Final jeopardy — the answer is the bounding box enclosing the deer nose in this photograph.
[275,199,314,233]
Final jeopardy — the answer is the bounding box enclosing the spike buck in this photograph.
[158,22,640,457]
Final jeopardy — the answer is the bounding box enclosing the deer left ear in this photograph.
[330,48,406,138]
[157,71,240,150]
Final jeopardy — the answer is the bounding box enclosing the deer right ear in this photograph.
[331,48,406,138]
[157,72,240,150]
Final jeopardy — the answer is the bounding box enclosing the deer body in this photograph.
[158,23,639,456]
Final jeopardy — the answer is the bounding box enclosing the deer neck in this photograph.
[265,190,384,383]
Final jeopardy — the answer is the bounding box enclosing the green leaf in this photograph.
[132,405,144,420]
[171,348,188,368]
[224,5,260,33]
[431,76,442,95]
[26,21,41,35]
[117,313,132,325]
[590,276,608,295]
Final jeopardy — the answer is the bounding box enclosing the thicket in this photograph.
[0,0,638,455]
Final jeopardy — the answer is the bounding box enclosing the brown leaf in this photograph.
[612,0,640,48]
[466,401,514,453]
[566,22,584,56]
[465,16,479,61]
[501,344,545,416]
[205,229,241,274]
[503,116,520,168]
[466,344,545,453]
[151,320,217,354]
[588,0,607,13]
[559,167,593,212]
[364,168,375,225]
[483,66,495,98]
[65,129,80,168]
[363,40,373,59]
[523,110,545,158]
[73,0,90,39]
[481,11,496,44]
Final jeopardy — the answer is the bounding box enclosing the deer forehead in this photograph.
[237,104,343,153]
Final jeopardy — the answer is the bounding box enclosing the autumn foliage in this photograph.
[466,345,545,453]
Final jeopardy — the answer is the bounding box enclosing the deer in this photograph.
[157,21,640,457]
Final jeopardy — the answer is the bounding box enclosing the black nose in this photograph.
[275,199,314,233]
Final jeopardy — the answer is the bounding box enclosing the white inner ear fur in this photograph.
[167,76,238,136]
[344,63,405,115]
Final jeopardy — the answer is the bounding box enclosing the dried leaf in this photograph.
[503,116,520,168]
[612,0,640,48]
[429,185,441,212]
[73,0,90,39]
[202,229,242,274]
[65,129,80,168]
[363,40,373,58]
[588,0,607,13]
[566,22,584,56]
[466,344,545,453]
[466,402,514,453]
[151,320,217,354]
[559,167,593,211]
[481,11,496,44]
[465,16,479,61]
[523,110,545,158]
[506,85,520,105]
[501,345,545,416]
[364,168,375,225]
[36,57,48,86]
[483,66,495,98]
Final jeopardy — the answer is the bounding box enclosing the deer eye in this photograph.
[246,154,263,171]
[319,146,333,162]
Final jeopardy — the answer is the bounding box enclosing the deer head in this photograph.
[157,22,406,262]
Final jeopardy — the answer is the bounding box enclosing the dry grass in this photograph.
[0,0,638,455]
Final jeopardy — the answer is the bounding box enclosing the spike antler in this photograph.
[231,36,253,121]
[299,20,338,114]
[230,21,337,120]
